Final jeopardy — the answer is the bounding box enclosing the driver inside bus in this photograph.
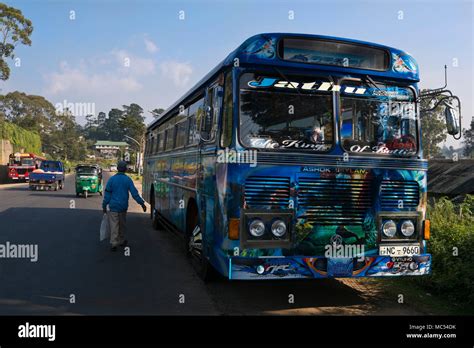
[306,118,326,144]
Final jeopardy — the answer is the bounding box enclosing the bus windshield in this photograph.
[340,82,417,156]
[21,159,34,166]
[239,73,334,152]
[8,156,34,166]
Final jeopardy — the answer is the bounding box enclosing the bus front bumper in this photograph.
[228,254,431,280]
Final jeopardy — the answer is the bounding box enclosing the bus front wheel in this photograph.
[186,209,215,281]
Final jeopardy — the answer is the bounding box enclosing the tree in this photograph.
[0,4,33,80]
[0,91,57,136]
[104,108,124,141]
[97,111,106,126]
[0,91,89,161]
[419,90,447,159]
[463,118,474,158]
[120,103,145,142]
[45,109,87,161]
[151,108,165,119]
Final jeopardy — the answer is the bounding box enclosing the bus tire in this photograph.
[186,206,215,282]
[150,190,164,230]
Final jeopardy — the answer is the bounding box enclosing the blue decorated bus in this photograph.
[142,33,461,280]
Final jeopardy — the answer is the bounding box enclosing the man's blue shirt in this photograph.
[102,173,144,212]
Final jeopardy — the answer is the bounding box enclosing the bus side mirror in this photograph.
[444,101,460,136]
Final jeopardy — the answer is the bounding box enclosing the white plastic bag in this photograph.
[100,213,110,241]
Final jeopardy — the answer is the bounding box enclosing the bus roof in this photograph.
[148,32,419,131]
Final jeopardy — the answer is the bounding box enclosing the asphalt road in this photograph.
[0,172,422,315]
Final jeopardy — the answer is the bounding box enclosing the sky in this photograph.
[1,0,473,148]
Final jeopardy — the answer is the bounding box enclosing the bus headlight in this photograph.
[248,219,265,237]
[401,220,415,237]
[271,220,287,237]
[382,220,397,238]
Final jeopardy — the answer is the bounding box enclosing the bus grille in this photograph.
[244,176,290,208]
[297,178,373,225]
[380,180,419,210]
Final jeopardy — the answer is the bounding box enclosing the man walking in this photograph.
[102,161,146,251]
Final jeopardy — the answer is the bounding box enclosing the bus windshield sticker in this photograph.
[242,36,276,59]
[340,84,417,156]
[240,73,334,152]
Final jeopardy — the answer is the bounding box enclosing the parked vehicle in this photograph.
[7,153,46,182]
[29,160,65,191]
[109,165,117,172]
[75,164,103,198]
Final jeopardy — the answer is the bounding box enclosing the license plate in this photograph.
[40,180,45,184]
[380,245,420,256]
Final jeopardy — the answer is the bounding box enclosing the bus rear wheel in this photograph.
[186,210,214,281]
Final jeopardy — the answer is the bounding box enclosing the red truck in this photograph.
[7,153,46,182]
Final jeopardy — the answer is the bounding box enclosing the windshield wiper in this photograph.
[273,67,304,98]
[364,75,387,96]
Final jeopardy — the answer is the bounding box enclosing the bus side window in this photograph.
[201,93,213,140]
[146,137,151,155]
[163,130,169,151]
[166,126,175,150]
[155,134,160,154]
[220,72,233,148]
[187,97,203,145]
[187,116,196,145]
[158,132,164,151]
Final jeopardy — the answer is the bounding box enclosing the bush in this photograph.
[0,120,41,154]
[417,195,474,305]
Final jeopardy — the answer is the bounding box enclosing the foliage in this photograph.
[419,90,447,158]
[416,195,474,306]
[0,120,41,153]
[151,108,165,119]
[462,118,474,158]
[121,103,146,144]
[44,110,88,161]
[0,91,89,161]
[0,90,147,163]
[0,3,33,80]
[82,104,146,165]
[0,91,57,133]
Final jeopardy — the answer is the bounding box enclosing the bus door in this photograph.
[197,82,223,255]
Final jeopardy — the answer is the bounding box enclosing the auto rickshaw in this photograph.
[75,164,103,198]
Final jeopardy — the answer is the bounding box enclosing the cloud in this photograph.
[159,61,193,87]
[112,49,156,75]
[44,49,157,96]
[45,60,142,95]
[144,37,158,53]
